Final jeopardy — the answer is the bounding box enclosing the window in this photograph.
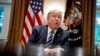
[95,13,100,45]
[94,0,100,56]
[0,7,4,33]
[0,0,12,39]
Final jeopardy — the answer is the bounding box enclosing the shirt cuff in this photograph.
[44,48,49,52]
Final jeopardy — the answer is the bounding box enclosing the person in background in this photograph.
[26,9,69,56]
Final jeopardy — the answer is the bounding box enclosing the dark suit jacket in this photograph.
[27,25,69,49]
[26,25,69,56]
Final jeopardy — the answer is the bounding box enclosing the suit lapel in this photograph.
[53,28,63,45]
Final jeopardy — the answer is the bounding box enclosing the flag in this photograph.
[22,0,43,47]
[64,0,74,26]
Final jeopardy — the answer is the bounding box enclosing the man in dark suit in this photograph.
[26,10,69,56]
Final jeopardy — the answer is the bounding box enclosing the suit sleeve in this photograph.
[28,27,40,44]
[60,31,69,56]
[62,30,69,50]
[26,26,42,56]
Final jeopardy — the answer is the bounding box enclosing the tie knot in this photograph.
[51,31,54,34]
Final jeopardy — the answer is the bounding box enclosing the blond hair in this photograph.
[47,10,62,19]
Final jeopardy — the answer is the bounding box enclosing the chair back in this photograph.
[96,46,100,56]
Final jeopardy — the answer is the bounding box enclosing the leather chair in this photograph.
[96,46,100,56]
[0,39,7,52]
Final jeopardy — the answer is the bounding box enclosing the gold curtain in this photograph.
[81,0,96,56]
[5,0,30,54]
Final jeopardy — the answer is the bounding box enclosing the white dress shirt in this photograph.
[44,26,57,51]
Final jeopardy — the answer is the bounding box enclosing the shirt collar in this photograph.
[48,26,57,34]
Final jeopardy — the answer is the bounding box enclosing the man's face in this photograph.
[47,12,62,30]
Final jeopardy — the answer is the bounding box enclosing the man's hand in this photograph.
[44,48,64,56]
